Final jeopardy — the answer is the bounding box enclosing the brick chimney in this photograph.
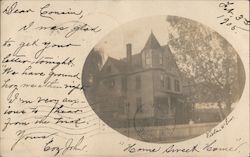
[126,43,132,65]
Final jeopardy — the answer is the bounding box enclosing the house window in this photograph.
[122,77,127,91]
[136,97,142,113]
[166,76,171,90]
[174,79,180,92]
[145,51,152,65]
[159,53,163,65]
[136,75,141,90]
[160,74,164,88]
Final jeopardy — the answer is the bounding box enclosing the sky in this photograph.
[94,16,171,60]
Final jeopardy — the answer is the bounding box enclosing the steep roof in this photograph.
[100,32,180,75]
[99,57,127,76]
[143,31,161,49]
[162,44,175,60]
[107,57,127,72]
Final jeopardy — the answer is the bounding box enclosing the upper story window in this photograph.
[145,51,152,65]
[166,76,171,90]
[136,75,141,90]
[159,53,163,65]
[174,79,180,92]
[136,97,143,113]
[160,74,164,88]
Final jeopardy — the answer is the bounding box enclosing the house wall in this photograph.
[126,70,154,119]
[95,64,183,123]
[95,74,127,122]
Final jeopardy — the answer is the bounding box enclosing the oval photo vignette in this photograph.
[82,15,245,143]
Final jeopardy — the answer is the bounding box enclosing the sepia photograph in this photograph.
[82,15,245,143]
[1,0,249,156]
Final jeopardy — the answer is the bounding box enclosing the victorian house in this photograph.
[90,32,185,128]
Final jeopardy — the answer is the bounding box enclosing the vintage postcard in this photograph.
[0,0,249,157]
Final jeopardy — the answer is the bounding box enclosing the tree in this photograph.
[166,16,245,119]
[82,48,104,101]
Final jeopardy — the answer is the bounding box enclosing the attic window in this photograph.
[145,51,152,65]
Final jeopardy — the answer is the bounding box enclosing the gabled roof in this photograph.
[162,44,181,73]
[143,31,161,49]
[162,44,175,59]
[100,57,127,74]
[99,32,181,76]
[109,57,127,72]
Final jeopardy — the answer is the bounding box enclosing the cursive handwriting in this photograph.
[203,139,247,152]
[121,138,247,154]
[34,41,81,59]
[206,116,234,138]
[1,1,99,155]
[217,1,250,32]
[40,4,84,20]
[11,130,57,151]
[18,21,102,38]
[2,118,30,132]
[2,2,34,15]
[123,143,161,153]
[43,136,87,156]
[162,144,199,153]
